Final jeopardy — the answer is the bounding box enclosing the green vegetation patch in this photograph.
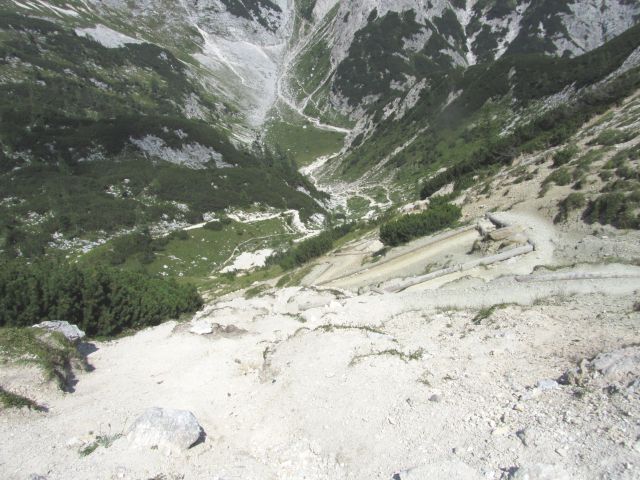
[264,103,346,167]
[552,144,579,167]
[583,192,640,230]
[269,223,356,270]
[379,199,461,247]
[588,129,636,147]
[0,258,203,337]
[554,193,586,224]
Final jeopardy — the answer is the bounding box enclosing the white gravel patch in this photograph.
[75,24,143,49]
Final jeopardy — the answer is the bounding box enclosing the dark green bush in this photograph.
[0,258,203,337]
[583,193,640,229]
[554,193,586,223]
[204,217,233,231]
[543,168,572,187]
[270,223,356,270]
[552,144,579,167]
[379,199,461,246]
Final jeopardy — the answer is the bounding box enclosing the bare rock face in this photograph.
[127,407,204,455]
[560,346,640,393]
[32,321,85,343]
[189,320,247,337]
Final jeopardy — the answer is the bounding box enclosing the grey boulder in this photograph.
[127,407,204,455]
[32,321,85,343]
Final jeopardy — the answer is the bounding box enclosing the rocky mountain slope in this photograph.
[3,2,640,478]
[2,88,640,479]
[0,1,328,257]
[3,0,640,257]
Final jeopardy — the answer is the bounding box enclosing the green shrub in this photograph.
[588,129,635,146]
[270,223,356,270]
[379,199,461,246]
[543,167,572,187]
[583,193,640,229]
[552,144,579,167]
[554,193,586,223]
[0,258,203,337]
[204,217,232,231]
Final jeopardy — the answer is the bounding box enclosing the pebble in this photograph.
[491,426,510,436]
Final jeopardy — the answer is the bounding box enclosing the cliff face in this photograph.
[285,0,640,117]
[8,1,638,131]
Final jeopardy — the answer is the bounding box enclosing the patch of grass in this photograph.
[0,386,45,411]
[264,103,346,167]
[244,284,269,299]
[276,274,291,288]
[543,167,572,187]
[0,328,87,390]
[282,264,315,287]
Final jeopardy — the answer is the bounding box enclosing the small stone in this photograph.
[429,394,442,403]
[516,428,530,446]
[513,403,525,412]
[537,379,559,391]
[189,320,214,335]
[491,426,510,436]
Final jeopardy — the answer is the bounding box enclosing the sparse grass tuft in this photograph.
[472,303,513,325]
[350,348,424,366]
[316,324,385,335]
[0,328,87,391]
[79,433,123,457]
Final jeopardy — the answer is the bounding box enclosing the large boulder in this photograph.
[32,321,85,343]
[127,407,204,455]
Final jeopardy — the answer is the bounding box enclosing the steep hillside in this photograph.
[283,1,640,217]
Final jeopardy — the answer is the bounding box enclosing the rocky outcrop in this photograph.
[127,407,204,455]
[560,346,640,394]
[32,321,85,343]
